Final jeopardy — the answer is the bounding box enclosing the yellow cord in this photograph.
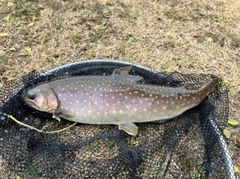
[7,115,77,134]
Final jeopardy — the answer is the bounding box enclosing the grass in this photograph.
[0,0,239,178]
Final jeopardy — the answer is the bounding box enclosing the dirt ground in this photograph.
[0,0,239,178]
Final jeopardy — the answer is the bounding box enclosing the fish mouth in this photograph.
[23,95,41,110]
[22,90,41,110]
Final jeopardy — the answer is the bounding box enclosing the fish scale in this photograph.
[23,66,218,136]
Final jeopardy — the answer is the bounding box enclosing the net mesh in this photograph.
[0,60,235,179]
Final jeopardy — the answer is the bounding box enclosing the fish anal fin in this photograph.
[118,122,138,136]
[112,66,143,83]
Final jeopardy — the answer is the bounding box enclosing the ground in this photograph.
[0,0,239,178]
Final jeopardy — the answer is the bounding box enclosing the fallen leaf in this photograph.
[7,2,14,7]
[27,22,35,27]
[25,46,31,53]
[9,17,15,23]
[18,52,29,56]
[223,129,231,139]
[228,118,239,126]
[0,33,8,37]
[223,79,228,84]
[234,166,239,173]
[83,25,91,30]
[101,19,107,26]
[9,47,15,51]
[0,51,5,57]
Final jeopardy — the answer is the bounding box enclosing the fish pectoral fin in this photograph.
[61,113,76,119]
[53,111,76,121]
[52,114,61,121]
[118,122,138,136]
[113,66,143,83]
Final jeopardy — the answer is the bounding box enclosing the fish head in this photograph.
[23,86,58,113]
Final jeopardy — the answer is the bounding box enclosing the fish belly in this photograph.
[55,88,189,125]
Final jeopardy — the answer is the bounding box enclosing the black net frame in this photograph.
[0,59,236,179]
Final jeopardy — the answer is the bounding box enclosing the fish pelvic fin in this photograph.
[112,66,143,83]
[118,122,138,136]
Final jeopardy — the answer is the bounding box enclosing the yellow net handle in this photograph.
[7,115,77,134]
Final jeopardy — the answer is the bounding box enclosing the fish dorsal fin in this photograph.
[112,66,143,83]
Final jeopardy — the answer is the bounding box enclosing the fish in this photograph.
[23,66,218,136]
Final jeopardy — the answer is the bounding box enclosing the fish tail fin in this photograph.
[200,77,219,94]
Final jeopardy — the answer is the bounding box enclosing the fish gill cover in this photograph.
[0,60,235,179]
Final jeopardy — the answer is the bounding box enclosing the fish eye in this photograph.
[27,93,37,100]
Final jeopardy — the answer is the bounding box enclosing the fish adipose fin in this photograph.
[112,66,143,83]
[118,122,138,136]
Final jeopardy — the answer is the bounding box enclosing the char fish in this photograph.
[23,66,218,136]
